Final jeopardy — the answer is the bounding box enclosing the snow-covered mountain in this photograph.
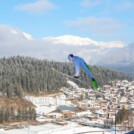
[0,25,126,62]
[43,35,125,48]
[0,24,133,77]
[92,43,134,79]
[93,43,134,65]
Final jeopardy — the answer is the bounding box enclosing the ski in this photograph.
[51,67,101,92]
[51,67,89,85]
[86,65,98,90]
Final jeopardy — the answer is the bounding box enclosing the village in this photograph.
[0,79,134,134]
[25,79,134,133]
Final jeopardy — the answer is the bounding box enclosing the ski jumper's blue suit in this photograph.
[68,55,94,79]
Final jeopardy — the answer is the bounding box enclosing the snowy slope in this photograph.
[2,123,123,134]
[24,80,81,115]
[24,94,71,115]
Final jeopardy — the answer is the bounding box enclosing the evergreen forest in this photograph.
[0,56,131,98]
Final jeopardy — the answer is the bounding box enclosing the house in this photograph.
[120,97,128,103]
[95,109,107,118]
[84,113,97,120]
[62,110,75,119]
[45,111,63,119]
[48,105,86,120]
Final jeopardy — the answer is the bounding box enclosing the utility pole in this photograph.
[115,108,116,134]
[28,119,30,134]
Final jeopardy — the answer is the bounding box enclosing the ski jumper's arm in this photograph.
[74,61,80,76]
[73,57,80,76]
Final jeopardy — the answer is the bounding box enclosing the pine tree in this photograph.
[116,107,133,124]
[0,109,4,123]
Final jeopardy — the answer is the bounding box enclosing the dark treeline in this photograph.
[0,56,131,98]
[0,107,36,123]
[116,107,133,128]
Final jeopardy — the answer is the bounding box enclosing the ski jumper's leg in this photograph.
[81,62,94,79]
[81,62,98,89]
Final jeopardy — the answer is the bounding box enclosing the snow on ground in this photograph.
[67,80,87,92]
[0,122,125,134]
[24,80,84,115]
[24,94,71,115]
[67,80,79,89]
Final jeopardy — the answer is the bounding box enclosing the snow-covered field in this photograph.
[24,93,71,115]
[0,123,125,134]
[24,80,87,115]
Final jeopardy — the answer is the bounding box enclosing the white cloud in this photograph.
[81,0,101,8]
[15,0,56,14]
[116,1,134,11]
[64,16,124,37]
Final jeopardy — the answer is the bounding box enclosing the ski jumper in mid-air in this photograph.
[68,54,98,89]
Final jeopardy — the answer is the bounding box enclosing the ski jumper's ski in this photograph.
[51,67,87,85]
[52,67,98,90]
[86,65,98,90]
[51,67,96,90]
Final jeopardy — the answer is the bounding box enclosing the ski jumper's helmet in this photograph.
[68,54,74,61]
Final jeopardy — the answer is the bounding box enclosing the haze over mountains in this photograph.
[94,43,134,78]
[0,25,133,77]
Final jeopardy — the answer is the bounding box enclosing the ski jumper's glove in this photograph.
[74,75,79,79]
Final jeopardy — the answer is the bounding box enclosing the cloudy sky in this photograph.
[1,0,134,43]
[0,0,134,62]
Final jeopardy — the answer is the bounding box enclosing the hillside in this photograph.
[0,56,131,98]
[0,96,34,109]
[0,96,36,123]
